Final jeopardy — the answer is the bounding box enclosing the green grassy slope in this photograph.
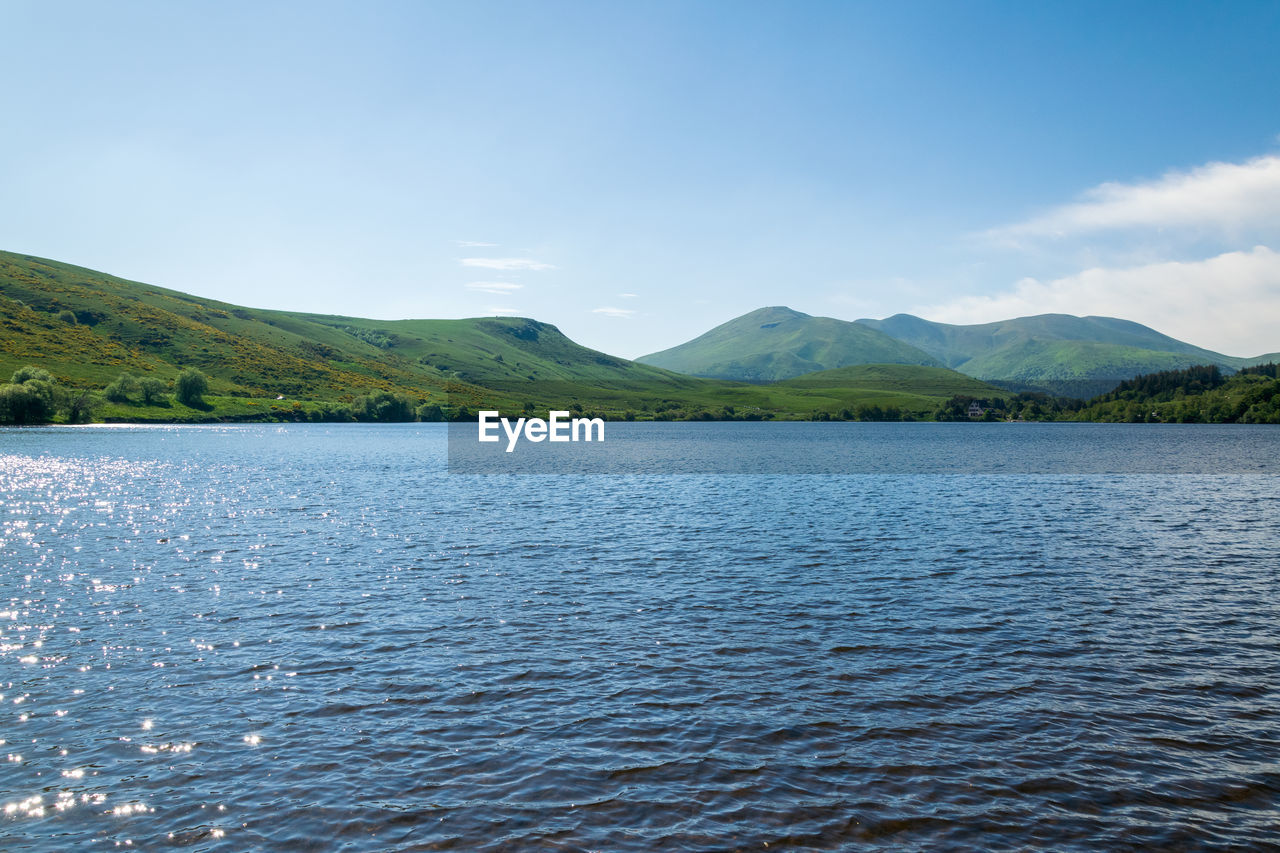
[754,363,1010,418]
[284,312,699,391]
[0,251,442,398]
[637,306,940,381]
[776,363,1006,396]
[962,340,1211,387]
[0,251,703,411]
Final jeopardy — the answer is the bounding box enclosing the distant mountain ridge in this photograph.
[636,306,940,381]
[857,313,1279,397]
[641,306,1278,396]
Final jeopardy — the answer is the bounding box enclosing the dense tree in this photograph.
[308,401,356,422]
[0,366,58,424]
[64,389,98,423]
[1102,364,1224,402]
[1240,362,1279,380]
[353,391,415,422]
[415,402,445,422]
[1072,364,1280,423]
[0,383,52,424]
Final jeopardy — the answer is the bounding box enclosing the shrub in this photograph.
[11,366,53,385]
[175,368,209,407]
[137,377,168,405]
[340,326,394,349]
[57,309,78,325]
[416,402,445,422]
[104,372,140,403]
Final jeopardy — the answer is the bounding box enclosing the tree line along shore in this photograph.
[3,362,1277,426]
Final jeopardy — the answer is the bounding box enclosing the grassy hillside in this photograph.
[776,363,1003,396]
[960,340,1214,397]
[0,250,706,414]
[749,364,1011,420]
[0,251,446,398]
[856,312,1274,395]
[637,306,940,381]
[285,313,698,392]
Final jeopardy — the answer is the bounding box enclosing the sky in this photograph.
[3,0,1280,358]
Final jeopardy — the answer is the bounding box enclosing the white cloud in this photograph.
[618,292,639,299]
[486,306,522,316]
[464,281,523,295]
[454,240,497,248]
[592,306,635,318]
[460,257,555,271]
[988,154,1280,242]
[916,246,1280,357]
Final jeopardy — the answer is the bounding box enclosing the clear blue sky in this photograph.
[4,0,1280,356]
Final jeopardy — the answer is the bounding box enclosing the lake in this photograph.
[2,423,1279,850]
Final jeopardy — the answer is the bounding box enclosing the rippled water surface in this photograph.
[2,423,1279,851]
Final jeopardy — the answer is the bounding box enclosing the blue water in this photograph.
[2,423,1279,850]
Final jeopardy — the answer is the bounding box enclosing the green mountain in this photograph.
[636,306,940,381]
[636,306,1279,399]
[856,313,1280,398]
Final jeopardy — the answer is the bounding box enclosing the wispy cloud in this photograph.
[486,306,522,316]
[916,246,1280,356]
[454,240,497,248]
[987,154,1280,243]
[592,306,636,318]
[460,257,555,271]
[465,281,523,295]
[618,292,639,299]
